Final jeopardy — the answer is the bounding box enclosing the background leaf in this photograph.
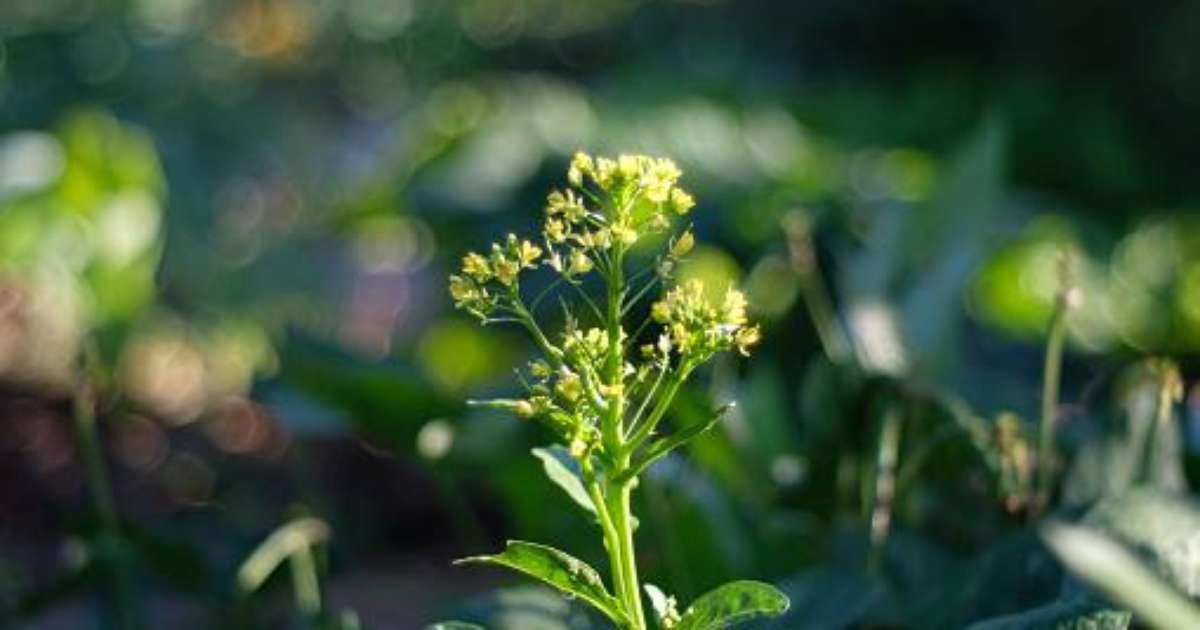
[965,599,1130,630]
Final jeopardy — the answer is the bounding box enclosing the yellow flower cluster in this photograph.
[543,152,696,280]
[450,152,760,447]
[650,280,761,359]
[449,233,542,319]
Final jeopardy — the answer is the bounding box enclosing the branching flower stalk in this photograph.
[447,153,787,629]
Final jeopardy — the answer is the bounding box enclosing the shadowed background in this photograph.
[3,0,1200,627]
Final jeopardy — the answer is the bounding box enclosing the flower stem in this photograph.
[608,477,646,630]
[1034,298,1068,516]
[73,378,140,629]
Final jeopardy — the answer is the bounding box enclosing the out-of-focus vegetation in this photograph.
[3,0,1200,628]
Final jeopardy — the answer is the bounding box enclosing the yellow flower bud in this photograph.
[568,151,593,187]
[555,370,583,402]
[669,187,695,214]
[494,258,520,286]
[669,230,694,259]
[735,325,761,356]
[530,360,552,379]
[618,154,641,180]
[545,219,567,243]
[518,240,542,268]
[612,223,638,246]
[462,252,491,281]
[568,249,594,275]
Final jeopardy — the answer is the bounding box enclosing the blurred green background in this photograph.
[3,0,1200,628]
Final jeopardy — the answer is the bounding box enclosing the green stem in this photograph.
[626,369,687,453]
[782,212,852,364]
[288,543,323,626]
[867,407,902,573]
[1136,372,1177,485]
[608,478,646,630]
[1034,305,1068,516]
[583,468,630,627]
[73,380,140,630]
[602,248,626,451]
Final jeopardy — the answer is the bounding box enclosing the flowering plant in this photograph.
[446,153,788,629]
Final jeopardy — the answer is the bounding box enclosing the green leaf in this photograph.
[1042,520,1200,630]
[675,580,790,630]
[426,623,486,630]
[532,447,596,516]
[455,540,626,625]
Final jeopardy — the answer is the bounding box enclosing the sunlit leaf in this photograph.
[532,446,596,516]
[1042,520,1200,630]
[674,580,789,630]
[456,541,626,624]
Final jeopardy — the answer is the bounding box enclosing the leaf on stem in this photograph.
[532,446,597,516]
[674,580,790,630]
[455,540,627,625]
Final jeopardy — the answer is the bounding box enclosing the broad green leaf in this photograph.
[675,580,789,630]
[1078,490,1200,598]
[1042,521,1200,630]
[456,540,626,625]
[532,447,596,516]
[426,623,486,630]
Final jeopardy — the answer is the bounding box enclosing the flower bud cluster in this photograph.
[650,280,761,360]
[450,233,543,320]
[449,153,758,459]
[544,152,694,281]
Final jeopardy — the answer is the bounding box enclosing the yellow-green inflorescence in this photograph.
[448,152,767,630]
[448,152,758,453]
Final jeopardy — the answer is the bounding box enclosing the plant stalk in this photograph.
[867,407,902,573]
[288,543,323,626]
[608,476,646,630]
[1034,302,1068,516]
[73,379,140,629]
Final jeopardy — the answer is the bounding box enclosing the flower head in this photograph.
[650,280,759,361]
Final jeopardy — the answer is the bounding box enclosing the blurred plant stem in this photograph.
[288,543,322,625]
[867,406,902,573]
[1136,360,1184,485]
[783,211,853,364]
[72,361,141,629]
[237,517,332,628]
[1033,253,1075,517]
